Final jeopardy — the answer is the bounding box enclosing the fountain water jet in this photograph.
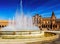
[1,0,40,31]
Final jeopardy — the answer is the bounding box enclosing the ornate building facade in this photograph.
[32,12,60,31]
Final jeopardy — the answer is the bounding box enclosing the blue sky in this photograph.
[0,0,60,20]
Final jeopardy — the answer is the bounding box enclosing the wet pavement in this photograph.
[27,34,60,44]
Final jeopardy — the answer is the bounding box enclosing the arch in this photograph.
[1,25,4,27]
[0,25,1,28]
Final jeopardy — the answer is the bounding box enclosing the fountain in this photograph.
[0,0,44,35]
[0,0,59,44]
[0,0,40,31]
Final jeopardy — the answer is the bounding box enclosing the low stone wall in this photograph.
[0,31,43,35]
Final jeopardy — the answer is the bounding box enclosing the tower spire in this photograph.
[52,11,55,16]
[51,11,56,18]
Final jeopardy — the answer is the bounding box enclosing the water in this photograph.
[1,0,39,31]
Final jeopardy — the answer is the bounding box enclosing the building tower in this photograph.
[51,11,56,30]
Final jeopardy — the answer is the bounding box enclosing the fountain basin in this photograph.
[0,31,59,39]
[0,31,44,39]
[0,31,59,44]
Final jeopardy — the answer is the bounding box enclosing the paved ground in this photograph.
[27,33,60,44]
[0,39,60,44]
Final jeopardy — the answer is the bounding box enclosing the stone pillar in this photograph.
[52,24,54,30]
